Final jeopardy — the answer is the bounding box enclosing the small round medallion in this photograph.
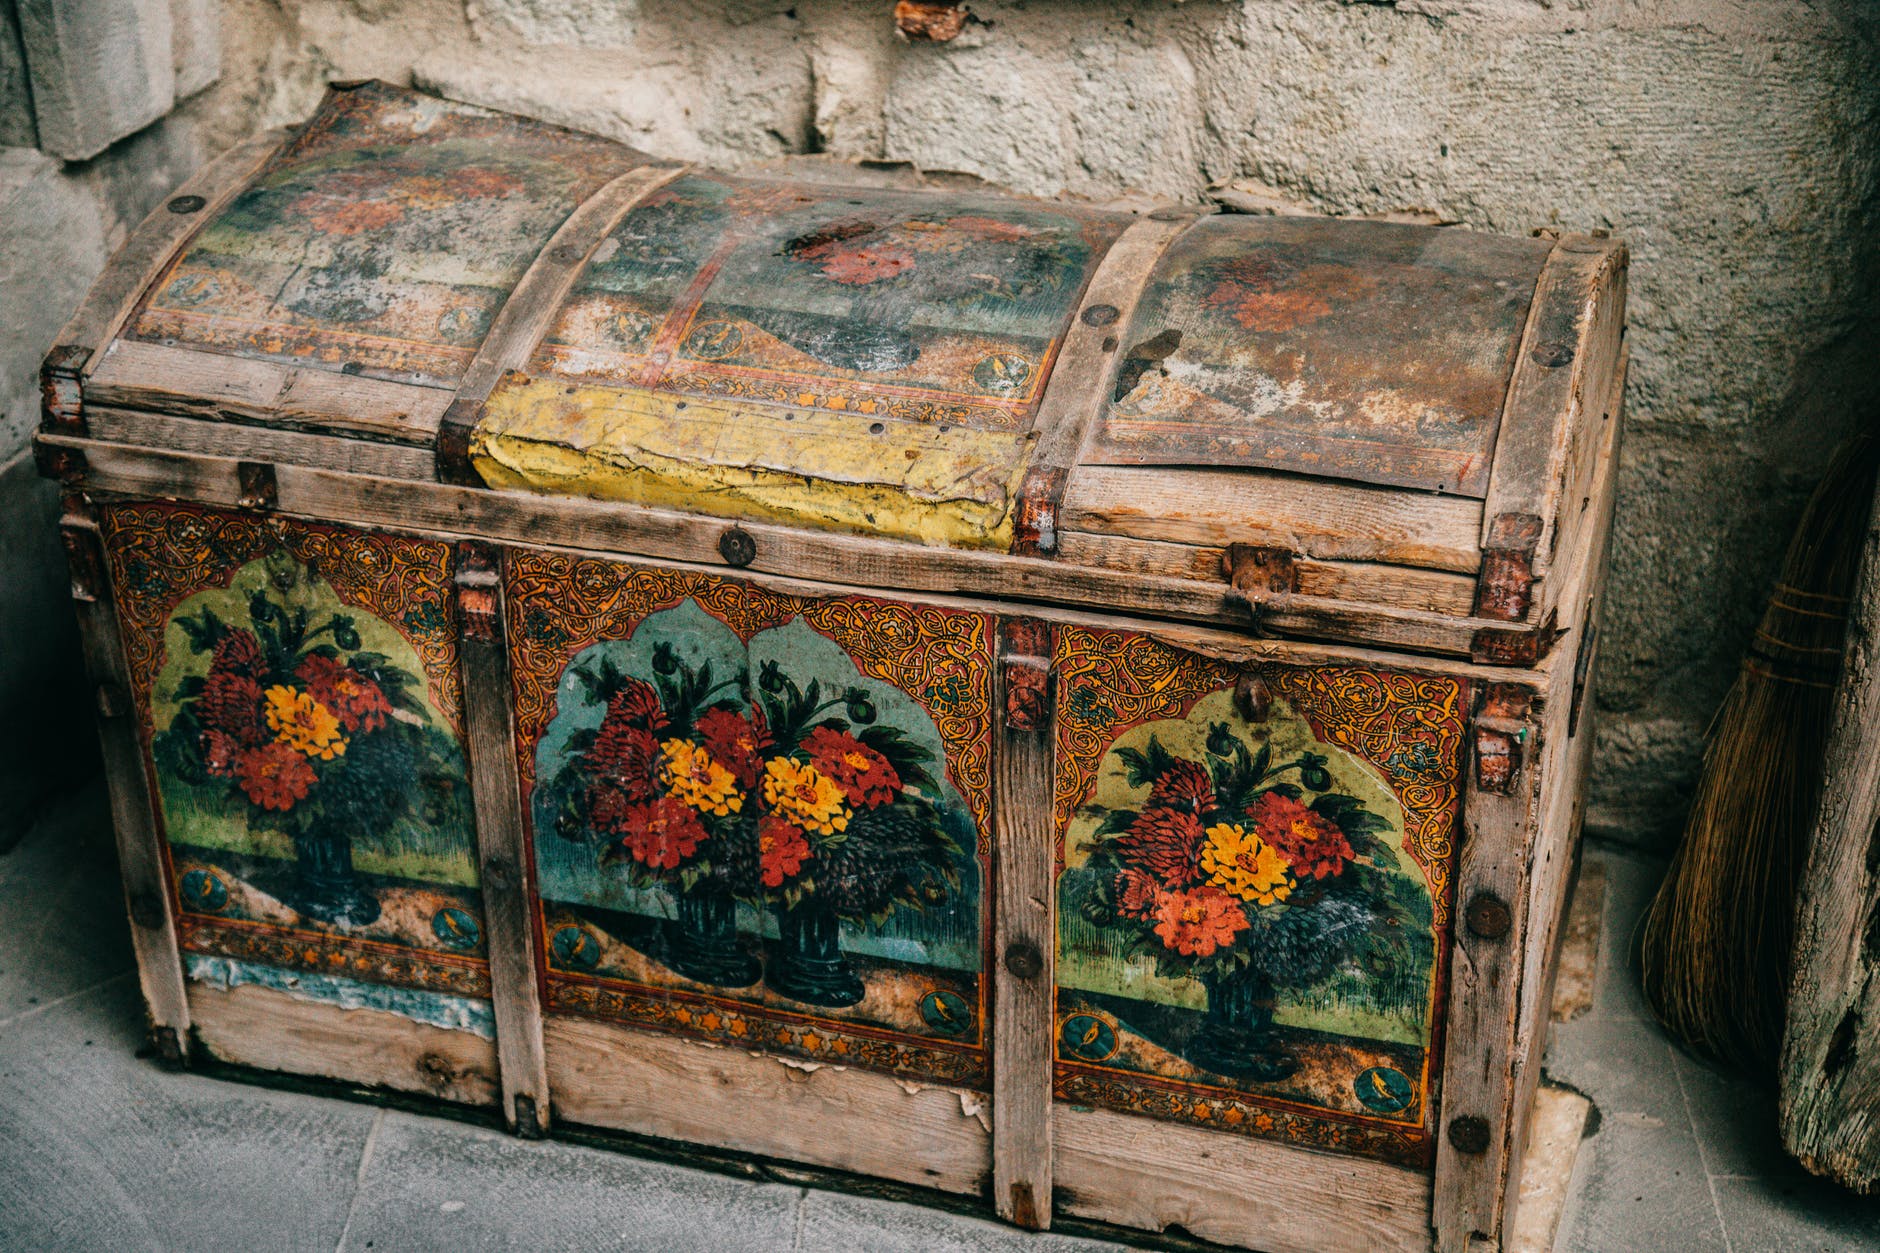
[551,925,602,972]
[972,352,1033,395]
[682,321,743,360]
[431,907,481,951]
[1354,1065,1415,1114]
[179,868,228,914]
[1059,1013,1119,1063]
[919,989,973,1036]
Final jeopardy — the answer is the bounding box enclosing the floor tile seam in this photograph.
[333,1106,386,1253]
[0,970,133,1029]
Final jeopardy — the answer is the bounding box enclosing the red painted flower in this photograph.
[295,654,393,733]
[758,815,812,889]
[200,730,241,777]
[1247,791,1354,881]
[695,706,773,790]
[586,719,661,804]
[211,629,265,678]
[235,742,316,811]
[1148,758,1216,813]
[815,244,916,286]
[198,670,269,747]
[1151,885,1250,957]
[1112,866,1162,917]
[607,679,668,733]
[802,725,901,809]
[1115,806,1206,889]
[616,796,707,870]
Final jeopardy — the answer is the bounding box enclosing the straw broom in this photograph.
[1639,431,1880,1075]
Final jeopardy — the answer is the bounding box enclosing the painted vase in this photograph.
[765,898,864,1008]
[290,828,381,928]
[664,886,761,988]
[1187,966,1301,1082]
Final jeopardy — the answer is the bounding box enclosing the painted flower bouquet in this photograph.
[546,644,961,1005]
[1076,721,1417,1080]
[156,589,465,927]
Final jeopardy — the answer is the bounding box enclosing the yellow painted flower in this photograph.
[761,757,851,836]
[659,738,744,816]
[264,685,347,761]
[1200,822,1293,905]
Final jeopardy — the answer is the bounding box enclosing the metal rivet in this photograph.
[1003,941,1043,980]
[1465,891,1512,940]
[129,891,165,930]
[1081,303,1119,327]
[549,244,583,265]
[167,194,205,214]
[1448,1115,1491,1155]
[718,527,756,568]
[1531,341,1574,368]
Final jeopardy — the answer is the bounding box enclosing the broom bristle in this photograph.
[1638,431,1880,1075]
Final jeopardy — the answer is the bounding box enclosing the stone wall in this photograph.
[4,0,1877,847]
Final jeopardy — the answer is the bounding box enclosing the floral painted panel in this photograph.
[127,82,644,387]
[99,504,490,1028]
[524,173,1131,432]
[1053,626,1466,1167]
[508,554,993,1089]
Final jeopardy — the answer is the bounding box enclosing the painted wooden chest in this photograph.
[37,83,1627,1252]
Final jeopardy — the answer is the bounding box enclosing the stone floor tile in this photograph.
[792,1188,1128,1253]
[0,792,131,1019]
[1712,1173,1880,1253]
[338,1109,804,1253]
[1669,1045,1810,1183]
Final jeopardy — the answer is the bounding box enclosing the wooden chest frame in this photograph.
[37,99,1627,1253]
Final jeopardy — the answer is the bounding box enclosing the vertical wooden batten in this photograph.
[992,617,1058,1228]
[58,495,193,1061]
[454,541,552,1136]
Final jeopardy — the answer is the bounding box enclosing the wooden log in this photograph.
[991,618,1056,1229]
[454,542,552,1137]
[1779,473,1880,1192]
[57,497,192,1062]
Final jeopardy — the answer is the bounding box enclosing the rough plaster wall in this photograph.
[10,0,1880,848]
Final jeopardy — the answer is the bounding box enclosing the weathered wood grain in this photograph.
[992,619,1056,1229]
[59,499,192,1062]
[1055,1104,1431,1252]
[454,542,551,1138]
[543,1014,991,1195]
[188,981,502,1108]
[1779,472,1880,1193]
[46,435,1555,663]
[86,340,453,444]
[84,407,437,479]
[1062,464,1486,573]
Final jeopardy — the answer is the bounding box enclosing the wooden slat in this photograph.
[543,1014,991,1195]
[1056,530,1478,615]
[85,406,437,479]
[1062,464,1486,574]
[57,130,284,367]
[85,340,453,444]
[436,162,688,483]
[1055,1105,1432,1252]
[1778,463,1880,1192]
[1477,236,1628,612]
[47,435,1553,663]
[1431,681,1546,1252]
[59,500,192,1062]
[188,981,501,1107]
[991,619,1057,1229]
[454,542,551,1137]
[1013,210,1198,554]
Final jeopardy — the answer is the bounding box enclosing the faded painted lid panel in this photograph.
[126,83,645,388]
[526,174,1132,431]
[1087,217,1551,497]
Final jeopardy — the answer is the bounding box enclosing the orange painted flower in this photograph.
[1112,866,1162,917]
[1200,822,1294,906]
[660,739,743,816]
[296,655,392,733]
[816,245,915,285]
[1147,758,1216,813]
[235,742,316,811]
[759,815,811,888]
[616,796,707,870]
[802,725,900,809]
[1115,806,1205,889]
[305,199,403,236]
[1152,885,1251,957]
[761,757,850,836]
[1247,792,1355,881]
[695,706,772,789]
[264,685,347,760]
